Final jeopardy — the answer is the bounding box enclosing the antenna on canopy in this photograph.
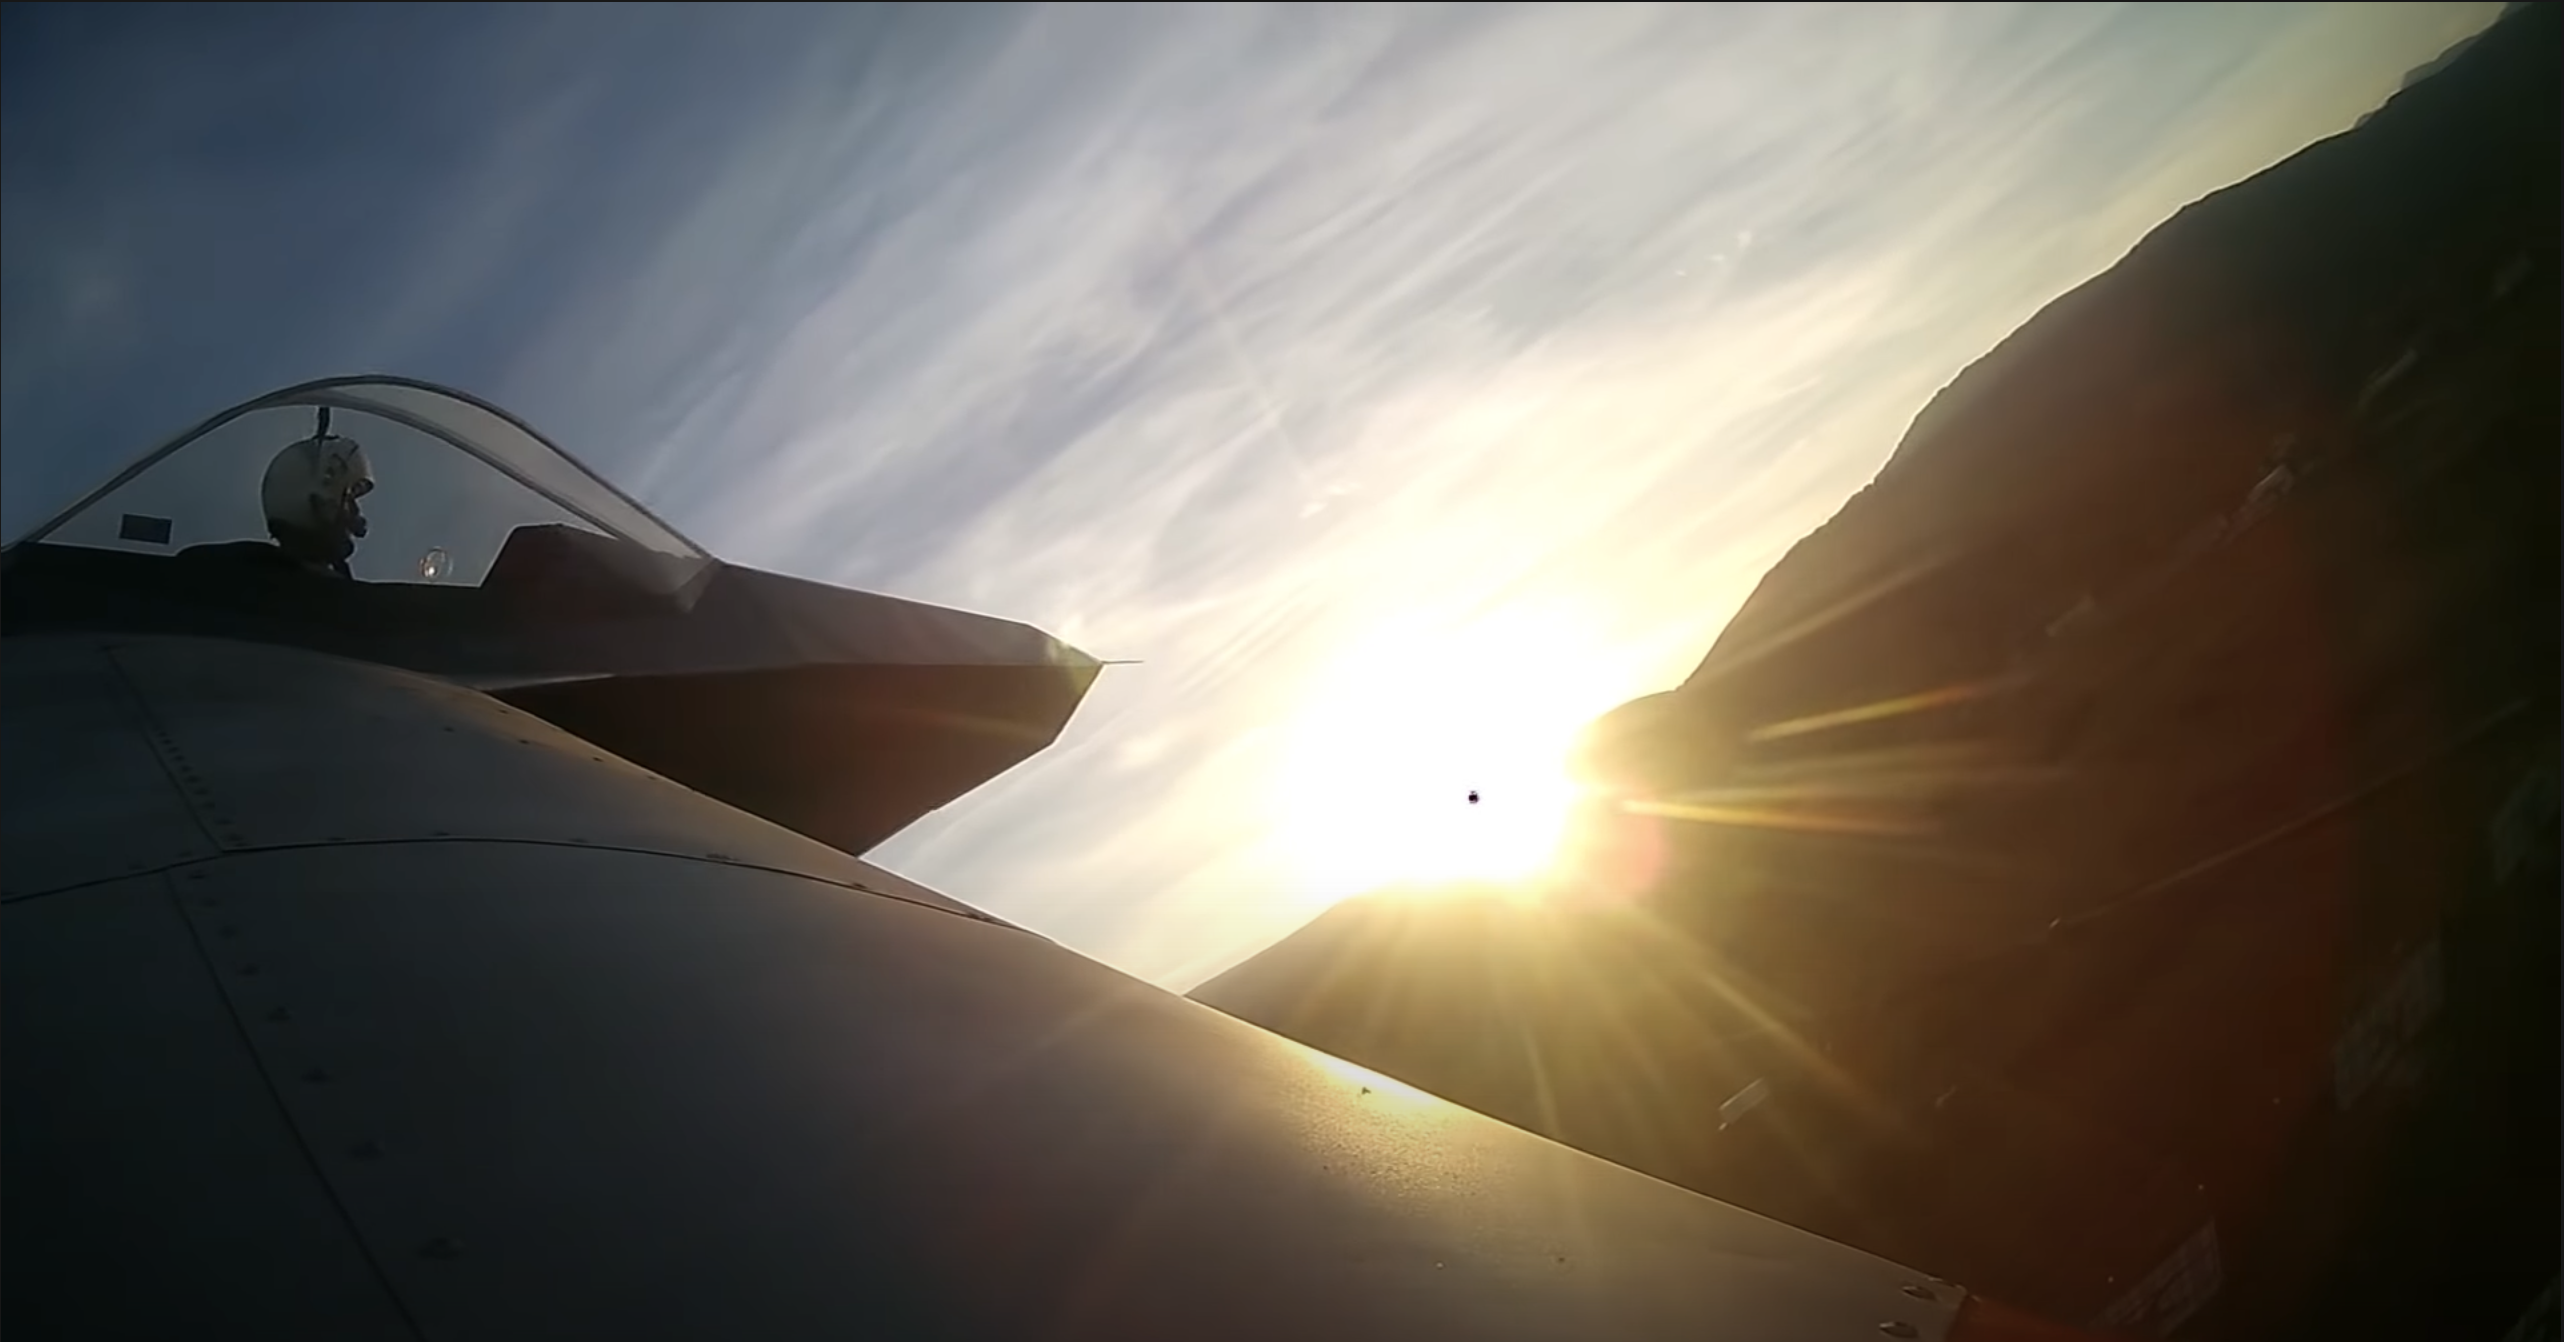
[314,406,332,438]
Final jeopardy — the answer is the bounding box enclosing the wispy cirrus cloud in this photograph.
[1,2,2500,985]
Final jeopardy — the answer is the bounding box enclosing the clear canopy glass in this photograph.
[10,376,707,589]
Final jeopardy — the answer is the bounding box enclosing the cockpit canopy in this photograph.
[10,376,708,590]
[3,375,1100,862]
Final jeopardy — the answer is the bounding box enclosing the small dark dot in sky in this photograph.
[1467,790,1480,804]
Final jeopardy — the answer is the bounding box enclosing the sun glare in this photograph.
[1270,608,1618,911]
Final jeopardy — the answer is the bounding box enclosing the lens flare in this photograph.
[1271,608,1622,910]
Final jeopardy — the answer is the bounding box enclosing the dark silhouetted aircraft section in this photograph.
[2,377,1100,860]
[0,377,2081,1340]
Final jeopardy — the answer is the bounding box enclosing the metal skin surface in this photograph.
[0,632,1968,1342]
[1,534,1099,861]
[3,634,1001,924]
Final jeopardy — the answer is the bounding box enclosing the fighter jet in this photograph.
[0,376,2082,1340]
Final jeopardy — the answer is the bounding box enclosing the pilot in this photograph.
[257,429,375,579]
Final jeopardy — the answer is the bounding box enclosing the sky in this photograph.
[0,2,2502,988]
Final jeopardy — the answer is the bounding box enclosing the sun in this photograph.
[1268,607,1615,911]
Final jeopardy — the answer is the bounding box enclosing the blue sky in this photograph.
[1,2,2499,986]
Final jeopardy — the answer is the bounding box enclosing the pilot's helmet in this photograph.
[260,433,376,558]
